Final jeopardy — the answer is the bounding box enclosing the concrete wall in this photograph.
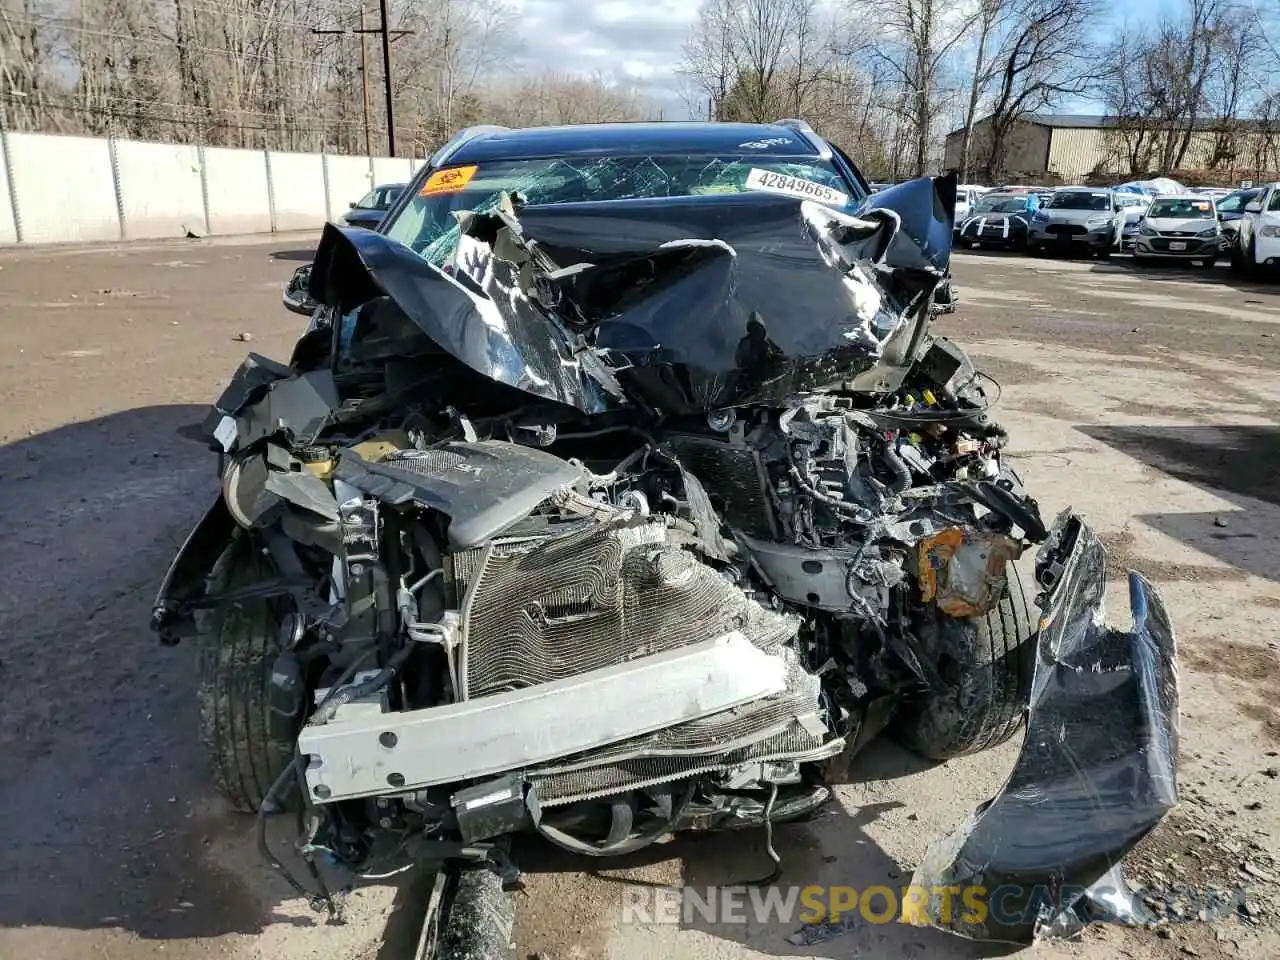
[202,146,273,235]
[0,130,418,245]
[114,139,206,239]
[326,155,374,223]
[5,133,120,243]
[0,140,17,244]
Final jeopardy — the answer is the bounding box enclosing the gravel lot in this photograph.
[0,238,1276,960]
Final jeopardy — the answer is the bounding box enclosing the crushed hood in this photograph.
[308,175,954,416]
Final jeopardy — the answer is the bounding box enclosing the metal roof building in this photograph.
[943,113,1280,183]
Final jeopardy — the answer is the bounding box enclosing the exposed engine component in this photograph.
[153,172,1178,955]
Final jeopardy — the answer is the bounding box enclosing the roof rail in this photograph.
[771,117,831,160]
[773,118,815,134]
[430,125,509,168]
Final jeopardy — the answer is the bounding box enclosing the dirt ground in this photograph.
[0,238,1276,960]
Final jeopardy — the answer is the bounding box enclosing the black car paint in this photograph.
[306,176,954,417]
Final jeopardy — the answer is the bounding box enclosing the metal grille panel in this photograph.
[665,435,775,537]
[456,518,797,699]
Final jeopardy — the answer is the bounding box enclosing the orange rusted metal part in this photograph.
[918,526,1024,617]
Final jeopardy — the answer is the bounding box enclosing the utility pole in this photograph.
[377,0,395,156]
[313,7,412,157]
[358,2,371,156]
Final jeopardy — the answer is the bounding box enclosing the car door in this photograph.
[1239,185,1273,252]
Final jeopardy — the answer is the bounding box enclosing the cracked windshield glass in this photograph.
[383,155,850,266]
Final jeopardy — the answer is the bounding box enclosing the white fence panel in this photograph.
[0,131,419,244]
[0,140,16,243]
[114,138,205,239]
[5,132,119,243]
[326,155,373,222]
[267,151,327,230]
[203,147,271,235]
[372,156,412,187]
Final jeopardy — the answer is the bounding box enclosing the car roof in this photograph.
[377,182,408,189]
[443,122,828,163]
[1056,185,1110,193]
[1150,193,1214,202]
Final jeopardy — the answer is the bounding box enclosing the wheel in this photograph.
[432,866,515,960]
[197,533,297,813]
[1247,239,1263,279]
[1230,243,1245,273]
[1097,247,1112,259]
[1132,253,1148,267]
[1200,255,1217,269]
[890,563,1037,761]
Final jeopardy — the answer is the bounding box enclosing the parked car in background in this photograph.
[1132,194,1221,267]
[339,181,407,228]
[1233,182,1280,276]
[1217,187,1265,255]
[955,191,1040,249]
[953,183,985,231]
[1115,192,1152,250]
[1027,186,1121,258]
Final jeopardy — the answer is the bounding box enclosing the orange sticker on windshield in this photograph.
[420,165,477,195]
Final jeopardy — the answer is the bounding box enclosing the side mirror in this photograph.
[349,201,358,209]
[1246,200,1263,213]
[282,264,319,317]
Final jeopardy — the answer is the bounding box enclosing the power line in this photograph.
[0,93,365,136]
[313,0,413,156]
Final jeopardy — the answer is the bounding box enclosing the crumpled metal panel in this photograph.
[307,221,618,414]
[304,176,954,416]
[908,511,1179,943]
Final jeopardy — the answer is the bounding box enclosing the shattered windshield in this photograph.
[1047,191,1112,211]
[383,154,851,266]
[974,195,1030,213]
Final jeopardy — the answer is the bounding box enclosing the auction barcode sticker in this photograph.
[745,168,848,207]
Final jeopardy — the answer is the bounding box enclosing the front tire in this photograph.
[433,867,515,960]
[196,534,297,813]
[891,563,1037,761]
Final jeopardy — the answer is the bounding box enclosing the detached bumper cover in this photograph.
[910,510,1179,943]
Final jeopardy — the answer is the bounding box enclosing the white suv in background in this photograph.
[954,184,986,233]
[1233,182,1280,276]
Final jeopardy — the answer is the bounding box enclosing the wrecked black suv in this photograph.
[155,121,1178,955]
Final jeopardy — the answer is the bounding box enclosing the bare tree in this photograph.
[679,0,828,123]
[956,0,1009,179]
[979,0,1099,181]
[847,0,980,177]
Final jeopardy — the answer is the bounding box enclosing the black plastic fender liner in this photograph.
[151,492,238,644]
[907,511,1179,943]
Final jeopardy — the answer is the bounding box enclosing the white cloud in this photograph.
[505,0,701,118]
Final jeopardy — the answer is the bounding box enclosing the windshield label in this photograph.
[421,165,478,196]
[745,168,848,206]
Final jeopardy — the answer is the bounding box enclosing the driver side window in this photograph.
[1268,189,1280,212]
